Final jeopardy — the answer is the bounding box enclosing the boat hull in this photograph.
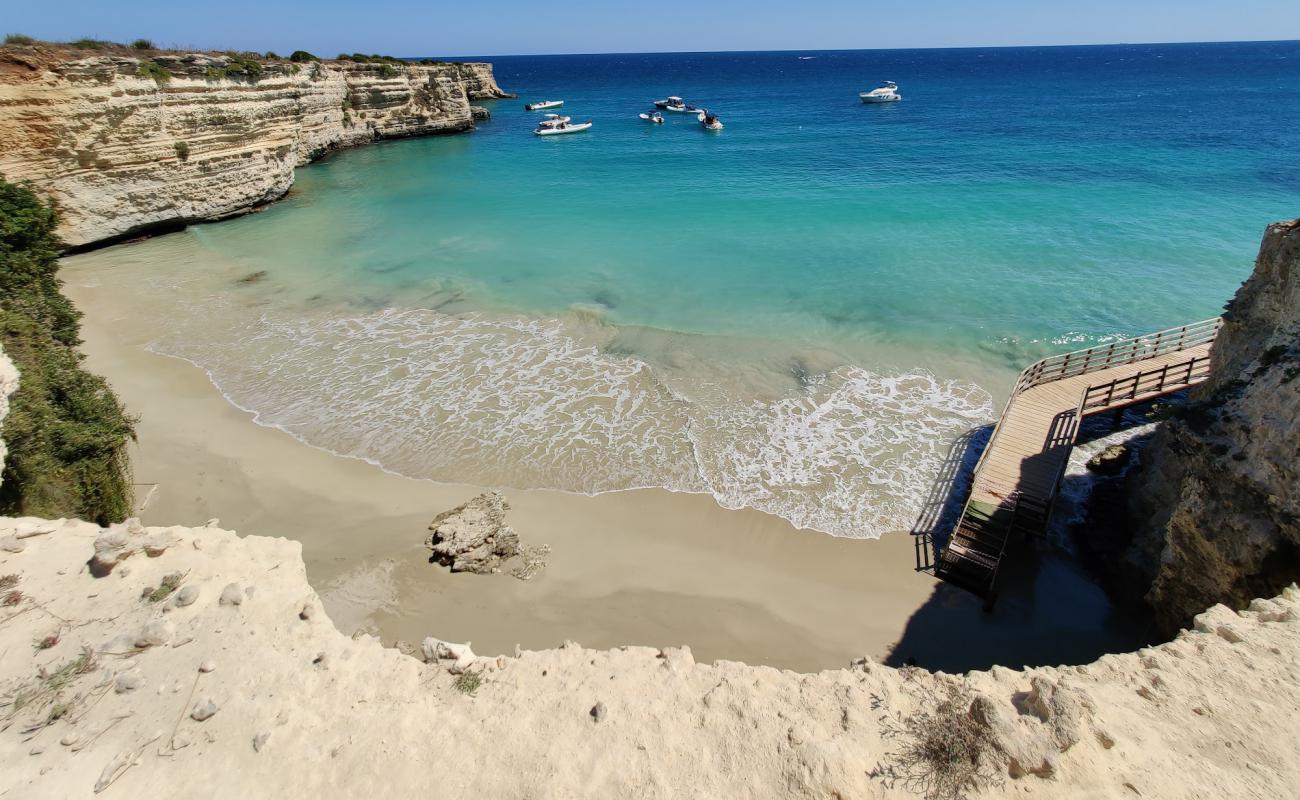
[535,122,593,136]
[859,94,901,104]
[525,101,564,111]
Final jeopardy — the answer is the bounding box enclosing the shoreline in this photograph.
[64,265,1151,672]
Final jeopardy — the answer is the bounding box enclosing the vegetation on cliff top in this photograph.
[0,178,135,525]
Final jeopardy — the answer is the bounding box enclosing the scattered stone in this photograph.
[1086,443,1131,476]
[199,659,217,673]
[30,745,44,755]
[299,602,315,621]
[88,519,147,577]
[424,492,521,574]
[205,518,220,528]
[174,584,200,607]
[219,583,244,606]
[115,669,145,693]
[134,620,175,648]
[510,543,552,580]
[422,637,477,674]
[190,698,218,721]
[253,731,270,752]
[60,733,79,747]
[590,701,607,722]
[0,535,24,553]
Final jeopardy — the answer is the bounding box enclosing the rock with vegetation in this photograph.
[425,491,520,573]
[1127,218,1300,634]
[0,180,134,524]
[1085,443,1130,476]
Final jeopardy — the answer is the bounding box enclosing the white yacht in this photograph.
[859,81,901,103]
[654,96,686,111]
[534,118,593,136]
[525,100,564,111]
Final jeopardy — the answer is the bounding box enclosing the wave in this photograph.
[149,301,994,539]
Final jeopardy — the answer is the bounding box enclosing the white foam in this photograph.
[149,299,994,540]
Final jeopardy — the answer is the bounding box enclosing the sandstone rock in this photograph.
[0,535,23,553]
[115,669,145,693]
[425,492,521,574]
[0,55,510,248]
[199,659,217,673]
[1127,219,1300,633]
[1086,443,1131,476]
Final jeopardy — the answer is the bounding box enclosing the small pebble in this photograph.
[135,620,175,648]
[253,731,270,752]
[115,669,145,693]
[299,603,315,621]
[590,701,607,722]
[199,659,216,674]
[60,733,78,747]
[190,698,218,722]
[29,746,44,755]
[219,583,243,606]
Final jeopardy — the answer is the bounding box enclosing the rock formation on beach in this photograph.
[425,491,521,573]
[0,44,510,248]
[1127,219,1300,634]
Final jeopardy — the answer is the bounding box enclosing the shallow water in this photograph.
[66,42,1300,537]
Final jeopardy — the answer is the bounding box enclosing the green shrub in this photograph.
[70,38,108,50]
[207,54,263,82]
[289,50,318,63]
[4,34,36,46]
[336,53,351,61]
[0,179,135,525]
[263,51,280,60]
[173,141,189,161]
[378,63,398,78]
[137,60,171,85]
[350,53,372,64]
[130,38,154,50]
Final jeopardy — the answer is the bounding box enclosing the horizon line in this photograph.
[438,37,1300,60]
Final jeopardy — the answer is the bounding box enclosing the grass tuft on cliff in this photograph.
[0,178,136,525]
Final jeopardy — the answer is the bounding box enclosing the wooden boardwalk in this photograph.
[934,318,1222,605]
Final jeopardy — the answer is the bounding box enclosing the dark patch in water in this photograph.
[236,270,269,285]
[789,358,815,390]
[591,288,621,309]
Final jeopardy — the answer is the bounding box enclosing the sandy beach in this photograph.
[63,260,1150,673]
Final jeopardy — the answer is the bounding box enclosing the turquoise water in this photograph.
[71,42,1300,537]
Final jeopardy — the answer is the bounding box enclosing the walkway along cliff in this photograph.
[0,44,510,248]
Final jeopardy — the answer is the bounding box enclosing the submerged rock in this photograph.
[425,492,520,574]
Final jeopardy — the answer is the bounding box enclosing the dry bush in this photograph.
[882,686,1001,800]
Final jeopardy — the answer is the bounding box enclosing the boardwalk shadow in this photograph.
[909,425,991,572]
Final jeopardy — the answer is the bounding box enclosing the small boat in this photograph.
[542,113,572,124]
[534,118,593,136]
[859,81,901,103]
[639,111,664,124]
[654,96,685,110]
[698,110,723,130]
[525,100,564,111]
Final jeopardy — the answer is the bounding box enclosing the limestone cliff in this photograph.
[0,47,509,247]
[1127,219,1300,633]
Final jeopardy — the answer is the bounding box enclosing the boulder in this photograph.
[1086,444,1130,476]
[424,492,520,574]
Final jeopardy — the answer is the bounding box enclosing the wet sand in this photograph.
[64,268,1151,673]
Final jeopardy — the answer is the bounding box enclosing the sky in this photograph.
[5,0,1299,56]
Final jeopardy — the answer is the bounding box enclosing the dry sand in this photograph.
[64,274,1147,673]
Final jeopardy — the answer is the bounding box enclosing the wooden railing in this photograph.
[1014,317,1222,394]
[1078,355,1213,414]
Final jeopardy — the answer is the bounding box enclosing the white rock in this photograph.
[115,669,145,693]
[253,731,270,752]
[174,584,200,607]
[135,620,176,648]
[199,659,217,673]
[0,535,24,553]
[219,583,244,606]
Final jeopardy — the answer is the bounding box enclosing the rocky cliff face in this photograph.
[0,48,509,247]
[1128,219,1300,633]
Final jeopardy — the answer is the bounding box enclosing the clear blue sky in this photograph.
[6,0,1298,56]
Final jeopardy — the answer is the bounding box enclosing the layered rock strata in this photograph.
[0,48,509,247]
[1128,219,1300,633]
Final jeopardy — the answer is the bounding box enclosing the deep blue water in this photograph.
[77,41,1300,536]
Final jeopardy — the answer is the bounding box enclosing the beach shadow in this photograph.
[909,425,991,573]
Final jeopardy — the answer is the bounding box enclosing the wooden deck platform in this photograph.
[933,318,1222,605]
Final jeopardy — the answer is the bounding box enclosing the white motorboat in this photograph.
[654,96,685,110]
[525,100,564,111]
[859,81,901,103]
[697,110,724,130]
[639,111,665,124]
[542,113,572,124]
[534,118,593,136]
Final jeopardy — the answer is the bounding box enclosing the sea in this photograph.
[69,41,1300,538]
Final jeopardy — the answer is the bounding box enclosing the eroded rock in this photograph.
[425,492,520,574]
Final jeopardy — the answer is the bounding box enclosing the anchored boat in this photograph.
[698,110,724,130]
[525,100,564,111]
[534,118,593,136]
[541,113,572,124]
[859,81,901,103]
[639,111,665,124]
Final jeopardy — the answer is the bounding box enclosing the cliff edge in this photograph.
[0,45,509,247]
[1127,219,1300,633]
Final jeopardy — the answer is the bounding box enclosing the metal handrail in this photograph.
[1079,355,1212,413]
[1014,317,1221,394]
